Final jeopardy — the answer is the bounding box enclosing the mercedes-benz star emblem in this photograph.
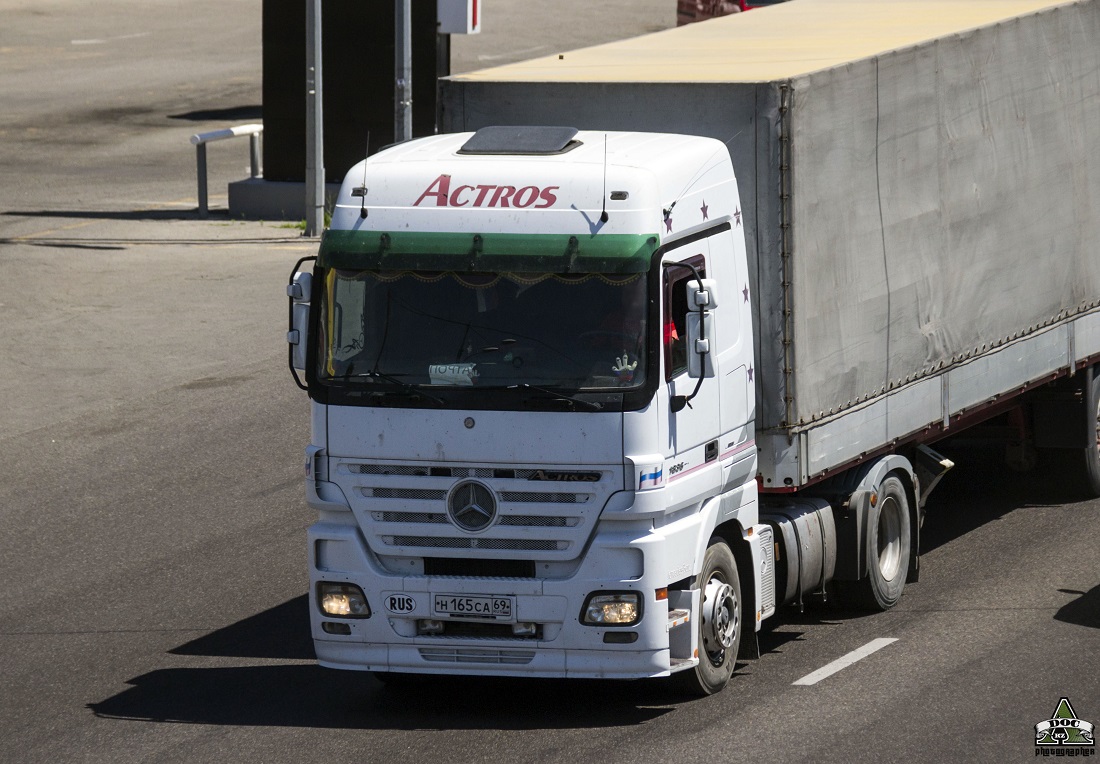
[447,481,497,532]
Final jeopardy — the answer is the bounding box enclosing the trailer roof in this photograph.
[448,0,1081,83]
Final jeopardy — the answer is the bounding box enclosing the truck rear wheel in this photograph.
[837,475,911,611]
[1082,370,1100,498]
[674,538,741,696]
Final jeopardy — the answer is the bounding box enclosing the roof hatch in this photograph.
[458,126,581,155]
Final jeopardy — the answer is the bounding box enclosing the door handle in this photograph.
[705,439,718,463]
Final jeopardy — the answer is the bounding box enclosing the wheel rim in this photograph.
[702,575,738,666]
[877,495,903,582]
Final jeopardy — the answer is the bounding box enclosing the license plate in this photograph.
[432,593,514,620]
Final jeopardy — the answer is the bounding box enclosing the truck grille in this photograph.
[385,536,564,551]
[372,511,577,528]
[499,491,584,504]
[418,647,536,665]
[349,465,578,480]
[364,488,447,500]
[423,558,535,578]
[334,459,617,560]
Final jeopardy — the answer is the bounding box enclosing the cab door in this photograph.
[662,241,724,508]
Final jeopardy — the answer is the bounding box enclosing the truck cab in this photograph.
[289,127,768,694]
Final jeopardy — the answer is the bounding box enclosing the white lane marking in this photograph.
[792,638,898,686]
[71,33,148,46]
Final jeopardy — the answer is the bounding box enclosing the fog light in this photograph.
[318,582,370,618]
[512,622,538,636]
[322,621,352,635]
[582,592,641,625]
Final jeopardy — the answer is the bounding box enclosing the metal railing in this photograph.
[190,124,263,217]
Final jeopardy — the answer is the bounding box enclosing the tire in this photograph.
[837,475,911,611]
[673,538,742,697]
[1081,371,1100,498]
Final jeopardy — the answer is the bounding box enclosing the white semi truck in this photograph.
[287,0,1100,695]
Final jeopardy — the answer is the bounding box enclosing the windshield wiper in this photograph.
[508,383,603,411]
[366,371,446,406]
[337,365,446,406]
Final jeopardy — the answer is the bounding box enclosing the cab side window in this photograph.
[663,256,706,381]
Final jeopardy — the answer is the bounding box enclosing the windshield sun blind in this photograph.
[319,230,658,273]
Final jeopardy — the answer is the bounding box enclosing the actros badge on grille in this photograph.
[447,480,497,532]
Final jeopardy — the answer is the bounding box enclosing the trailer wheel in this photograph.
[838,475,911,611]
[1083,371,1100,498]
[674,538,741,696]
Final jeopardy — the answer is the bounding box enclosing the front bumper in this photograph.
[307,510,703,680]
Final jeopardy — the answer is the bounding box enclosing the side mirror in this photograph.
[685,278,717,379]
[288,271,312,374]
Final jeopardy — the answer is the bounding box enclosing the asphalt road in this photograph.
[1,2,1097,763]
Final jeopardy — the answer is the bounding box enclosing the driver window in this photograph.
[664,256,706,381]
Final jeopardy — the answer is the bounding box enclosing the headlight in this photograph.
[582,592,641,626]
[318,582,371,618]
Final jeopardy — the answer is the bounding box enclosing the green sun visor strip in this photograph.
[319,230,659,273]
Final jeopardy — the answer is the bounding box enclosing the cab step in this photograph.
[667,608,690,631]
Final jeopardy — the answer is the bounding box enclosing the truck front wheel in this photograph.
[674,538,741,696]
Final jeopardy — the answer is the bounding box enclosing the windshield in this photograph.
[316,269,649,393]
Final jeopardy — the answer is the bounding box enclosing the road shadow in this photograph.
[168,105,263,122]
[919,439,1094,554]
[91,594,678,729]
[754,594,884,658]
[1055,585,1100,629]
[170,595,315,660]
[3,209,228,223]
[90,666,677,729]
[14,241,129,251]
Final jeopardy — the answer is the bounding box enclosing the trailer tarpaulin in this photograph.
[787,0,1100,424]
